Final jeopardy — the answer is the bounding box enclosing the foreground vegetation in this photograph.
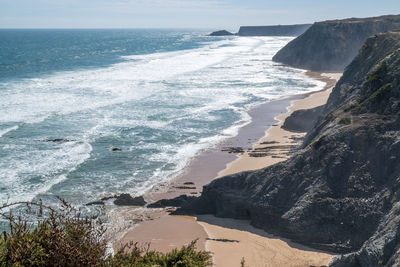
[0,199,212,266]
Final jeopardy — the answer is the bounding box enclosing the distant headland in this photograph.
[209,24,311,37]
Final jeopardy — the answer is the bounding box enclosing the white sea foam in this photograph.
[0,35,326,206]
[0,125,19,137]
[0,38,261,124]
[0,141,92,205]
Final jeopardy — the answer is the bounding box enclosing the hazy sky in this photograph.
[1,0,399,29]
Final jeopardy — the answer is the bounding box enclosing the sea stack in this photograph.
[209,30,234,36]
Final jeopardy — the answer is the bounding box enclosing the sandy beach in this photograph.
[198,72,341,266]
[198,215,334,267]
[114,72,342,266]
[218,72,341,177]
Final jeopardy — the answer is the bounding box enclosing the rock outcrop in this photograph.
[237,24,311,36]
[114,194,146,206]
[273,15,400,72]
[177,31,400,265]
[148,195,196,208]
[282,105,324,132]
[209,30,234,36]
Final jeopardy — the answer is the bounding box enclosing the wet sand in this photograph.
[113,95,302,253]
[145,95,301,202]
[218,72,341,177]
[115,72,342,266]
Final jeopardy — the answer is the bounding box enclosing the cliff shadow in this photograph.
[196,214,336,255]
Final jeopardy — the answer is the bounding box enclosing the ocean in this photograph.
[0,29,324,210]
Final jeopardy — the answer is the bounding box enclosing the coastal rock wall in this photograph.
[237,24,311,36]
[281,105,323,132]
[178,31,400,265]
[272,15,400,72]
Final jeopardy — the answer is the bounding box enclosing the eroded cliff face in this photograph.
[272,15,400,72]
[178,31,400,266]
[237,24,311,36]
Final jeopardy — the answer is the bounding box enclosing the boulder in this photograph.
[148,195,196,208]
[114,194,146,206]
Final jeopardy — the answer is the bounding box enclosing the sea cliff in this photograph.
[178,31,400,266]
[272,15,400,72]
[209,24,311,37]
[237,24,311,36]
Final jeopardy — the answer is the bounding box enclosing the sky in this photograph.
[1,0,399,30]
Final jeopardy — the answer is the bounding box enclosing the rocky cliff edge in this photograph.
[272,15,400,72]
[177,31,400,266]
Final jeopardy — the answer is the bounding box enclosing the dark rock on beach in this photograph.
[101,195,118,201]
[114,194,146,206]
[206,238,240,243]
[85,195,118,205]
[209,30,234,36]
[176,31,400,265]
[85,201,105,206]
[248,145,293,158]
[221,147,245,154]
[173,186,196,190]
[148,195,196,208]
[273,15,400,72]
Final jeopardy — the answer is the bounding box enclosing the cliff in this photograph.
[272,15,400,72]
[237,24,311,36]
[281,105,324,132]
[177,31,400,266]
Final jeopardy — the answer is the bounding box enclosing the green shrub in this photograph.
[367,73,380,84]
[369,83,393,101]
[349,104,368,114]
[0,200,212,267]
[391,192,397,205]
[110,240,211,267]
[366,62,386,86]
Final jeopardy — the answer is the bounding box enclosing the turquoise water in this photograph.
[0,29,324,208]
[0,29,209,81]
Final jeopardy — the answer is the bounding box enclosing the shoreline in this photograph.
[198,71,341,266]
[145,94,302,203]
[111,94,301,252]
[218,71,340,177]
[114,71,342,266]
[111,93,303,250]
